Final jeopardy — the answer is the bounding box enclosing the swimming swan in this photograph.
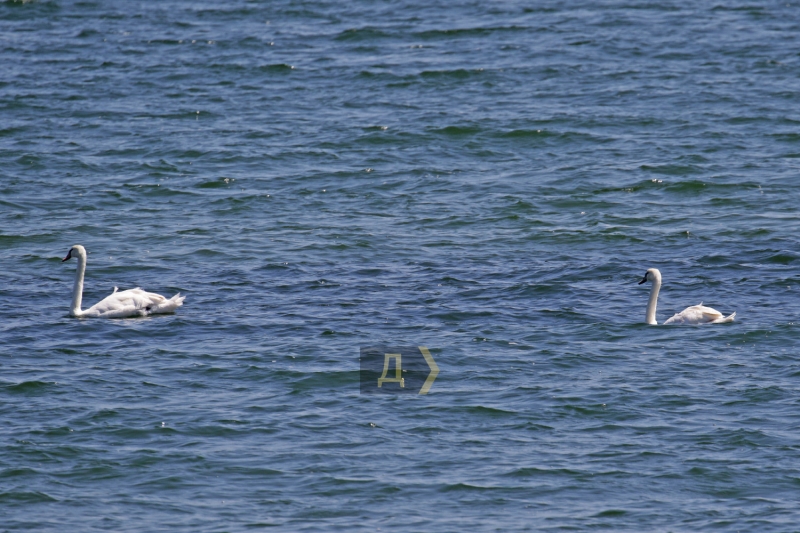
[639,268,735,325]
[62,244,185,318]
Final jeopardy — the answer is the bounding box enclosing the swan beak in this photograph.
[638,275,647,285]
[62,249,73,262]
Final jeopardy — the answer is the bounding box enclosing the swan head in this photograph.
[638,268,662,285]
[62,244,86,262]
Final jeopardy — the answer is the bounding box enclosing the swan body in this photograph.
[639,268,735,326]
[62,244,185,318]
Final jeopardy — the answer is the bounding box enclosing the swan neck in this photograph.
[70,252,86,317]
[646,278,660,325]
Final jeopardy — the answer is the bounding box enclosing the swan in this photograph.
[62,244,185,318]
[639,268,735,325]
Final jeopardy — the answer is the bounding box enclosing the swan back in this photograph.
[664,305,736,325]
[83,288,185,318]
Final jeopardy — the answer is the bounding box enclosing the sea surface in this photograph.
[2,0,800,531]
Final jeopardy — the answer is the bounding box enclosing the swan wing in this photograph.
[664,304,729,325]
[83,288,182,318]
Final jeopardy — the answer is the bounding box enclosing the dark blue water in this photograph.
[2,0,800,530]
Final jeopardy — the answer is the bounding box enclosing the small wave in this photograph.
[0,491,58,503]
[334,27,392,42]
[764,252,799,265]
[196,177,235,189]
[594,509,627,517]
[499,128,554,139]
[147,39,182,46]
[415,26,528,40]
[122,183,195,197]
[420,68,483,80]
[504,466,582,477]
[0,125,27,137]
[639,164,703,176]
[429,125,482,136]
[256,63,295,73]
[439,482,502,492]
[5,380,55,393]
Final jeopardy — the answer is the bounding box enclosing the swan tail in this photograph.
[151,293,185,314]
[164,293,186,312]
[711,312,736,324]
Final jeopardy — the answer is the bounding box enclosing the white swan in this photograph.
[639,268,735,325]
[62,244,185,318]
